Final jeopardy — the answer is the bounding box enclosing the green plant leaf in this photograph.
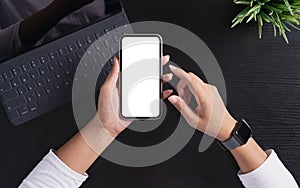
[258,15,263,38]
[234,0,251,5]
[231,0,300,43]
[283,0,293,15]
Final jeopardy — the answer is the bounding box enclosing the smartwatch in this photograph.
[221,119,252,150]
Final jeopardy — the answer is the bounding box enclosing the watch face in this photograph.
[235,120,252,144]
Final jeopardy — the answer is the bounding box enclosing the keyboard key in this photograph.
[0,75,3,82]
[76,40,86,48]
[45,74,54,83]
[30,60,40,68]
[94,42,104,51]
[39,64,49,75]
[95,31,104,39]
[8,110,19,120]
[104,38,113,47]
[64,67,72,75]
[103,62,112,72]
[101,49,110,59]
[57,58,68,67]
[30,69,40,79]
[91,55,101,64]
[3,71,12,80]
[28,102,38,111]
[104,27,113,35]
[54,70,62,79]
[19,106,29,115]
[54,82,63,90]
[5,96,26,110]
[48,61,58,71]
[86,46,95,56]
[82,59,91,67]
[36,88,46,97]
[39,55,49,64]
[17,86,27,95]
[11,67,22,75]
[26,92,36,102]
[45,85,55,94]
[67,44,76,52]
[11,78,21,87]
[64,79,71,86]
[20,74,30,83]
[109,57,114,64]
[76,49,85,59]
[0,82,12,92]
[27,81,37,91]
[86,36,94,44]
[91,65,100,75]
[36,77,46,87]
[58,48,68,56]
[21,63,31,72]
[113,35,120,43]
[66,54,76,64]
[1,90,18,101]
[110,47,117,54]
[49,52,58,60]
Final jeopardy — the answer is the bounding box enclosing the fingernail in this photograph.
[169,65,177,71]
[167,89,173,94]
[168,96,177,103]
[163,73,173,81]
[166,55,170,61]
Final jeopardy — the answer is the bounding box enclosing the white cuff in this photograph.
[47,149,88,181]
[20,149,88,188]
[238,149,298,188]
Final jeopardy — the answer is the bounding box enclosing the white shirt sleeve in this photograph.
[238,149,299,188]
[0,21,24,62]
[19,150,88,188]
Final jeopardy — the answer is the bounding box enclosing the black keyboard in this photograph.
[0,12,132,126]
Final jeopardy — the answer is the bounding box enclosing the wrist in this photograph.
[230,138,267,173]
[217,114,237,142]
[94,114,124,138]
[80,115,116,156]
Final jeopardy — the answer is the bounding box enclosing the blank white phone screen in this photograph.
[121,36,161,118]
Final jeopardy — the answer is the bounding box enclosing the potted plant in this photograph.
[232,0,300,43]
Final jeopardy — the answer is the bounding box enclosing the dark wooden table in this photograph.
[1,0,299,187]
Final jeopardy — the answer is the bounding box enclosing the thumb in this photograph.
[168,95,198,127]
[106,56,120,86]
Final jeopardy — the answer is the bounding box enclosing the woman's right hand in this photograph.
[167,65,237,142]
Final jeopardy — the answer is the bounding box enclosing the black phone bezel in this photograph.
[119,34,163,120]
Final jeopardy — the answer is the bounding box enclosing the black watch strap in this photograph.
[221,135,241,150]
[220,119,252,150]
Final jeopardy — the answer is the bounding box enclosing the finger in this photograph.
[105,56,120,88]
[168,95,198,126]
[169,65,190,82]
[177,79,187,97]
[162,89,173,99]
[162,55,170,66]
[177,78,200,104]
[162,73,173,84]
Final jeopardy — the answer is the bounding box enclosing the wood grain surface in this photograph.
[0,0,299,187]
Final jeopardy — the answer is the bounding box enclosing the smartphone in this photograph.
[120,34,162,119]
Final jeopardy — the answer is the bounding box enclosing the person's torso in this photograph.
[0,0,105,42]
